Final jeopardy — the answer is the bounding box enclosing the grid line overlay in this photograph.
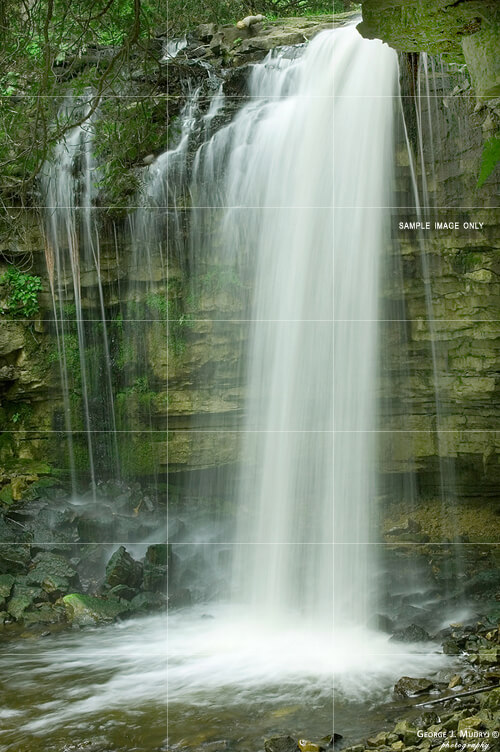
[332,4,336,738]
[1,12,499,750]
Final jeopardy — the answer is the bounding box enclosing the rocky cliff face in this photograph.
[0,11,498,533]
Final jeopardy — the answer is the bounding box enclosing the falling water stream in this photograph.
[0,26,453,752]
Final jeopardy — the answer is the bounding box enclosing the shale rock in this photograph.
[104,546,143,590]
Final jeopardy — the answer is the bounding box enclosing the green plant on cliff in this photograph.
[0,267,42,318]
[477,133,500,189]
[146,290,193,355]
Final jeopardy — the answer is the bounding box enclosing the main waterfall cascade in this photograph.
[188,27,398,627]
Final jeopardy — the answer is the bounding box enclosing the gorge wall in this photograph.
[0,6,499,532]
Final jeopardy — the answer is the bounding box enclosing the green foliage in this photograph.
[199,267,243,296]
[477,133,500,189]
[146,288,193,355]
[146,292,169,318]
[0,267,42,318]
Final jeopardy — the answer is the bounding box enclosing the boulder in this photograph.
[390,623,431,643]
[142,544,170,592]
[0,544,31,574]
[130,591,167,612]
[104,546,143,589]
[63,593,130,626]
[7,582,47,620]
[0,574,15,599]
[26,551,79,596]
[394,676,434,697]
[393,719,419,746]
[264,737,299,752]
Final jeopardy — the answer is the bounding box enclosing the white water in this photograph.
[42,95,119,486]
[192,27,398,627]
[0,608,449,747]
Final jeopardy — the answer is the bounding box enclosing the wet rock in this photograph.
[63,593,130,626]
[390,623,431,643]
[394,676,434,697]
[264,736,299,752]
[104,546,143,590]
[457,715,485,733]
[449,674,463,688]
[414,710,439,728]
[26,551,79,596]
[442,636,462,655]
[298,740,321,752]
[129,590,167,612]
[464,569,500,595]
[22,603,66,626]
[7,581,47,620]
[371,613,394,633]
[169,587,192,608]
[387,518,421,536]
[393,719,419,746]
[142,544,170,592]
[366,731,390,747]
[0,543,31,574]
[0,574,15,599]
[480,687,500,711]
[108,584,139,601]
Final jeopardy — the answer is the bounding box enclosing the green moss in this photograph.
[477,133,500,188]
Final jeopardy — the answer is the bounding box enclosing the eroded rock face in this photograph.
[0,13,497,516]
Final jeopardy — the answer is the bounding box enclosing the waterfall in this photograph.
[190,27,398,628]
[42,95,119,488]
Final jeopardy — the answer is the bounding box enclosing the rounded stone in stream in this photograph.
[394,676,434,697]
[104,545,143,589]
[390,623,432,643]
[264,736,299,752]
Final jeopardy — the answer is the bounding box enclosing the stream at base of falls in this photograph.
[0,607,453,752]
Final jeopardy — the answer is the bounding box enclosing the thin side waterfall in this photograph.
[190,27,398,628]
[42,96,119,488]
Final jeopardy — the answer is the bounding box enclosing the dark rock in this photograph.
[0,544,31,574]
[22,603,66,626]
[7,582,47,620]
[264,736,299,752]
[108,584,139,601]
[394,676,434,697]
[390,623,432,643]
[26,551,79,596]
[0,574,15,599]
[414,710,439,728]
[129,591,167,612]
[464,569,500,595]
[169,588,192,608]
[105,546,143,589]
[442,637,462,655]
[63,593,130,625]
[143,543,170,592]
[371,613,394,633]
[387,518,422,536]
